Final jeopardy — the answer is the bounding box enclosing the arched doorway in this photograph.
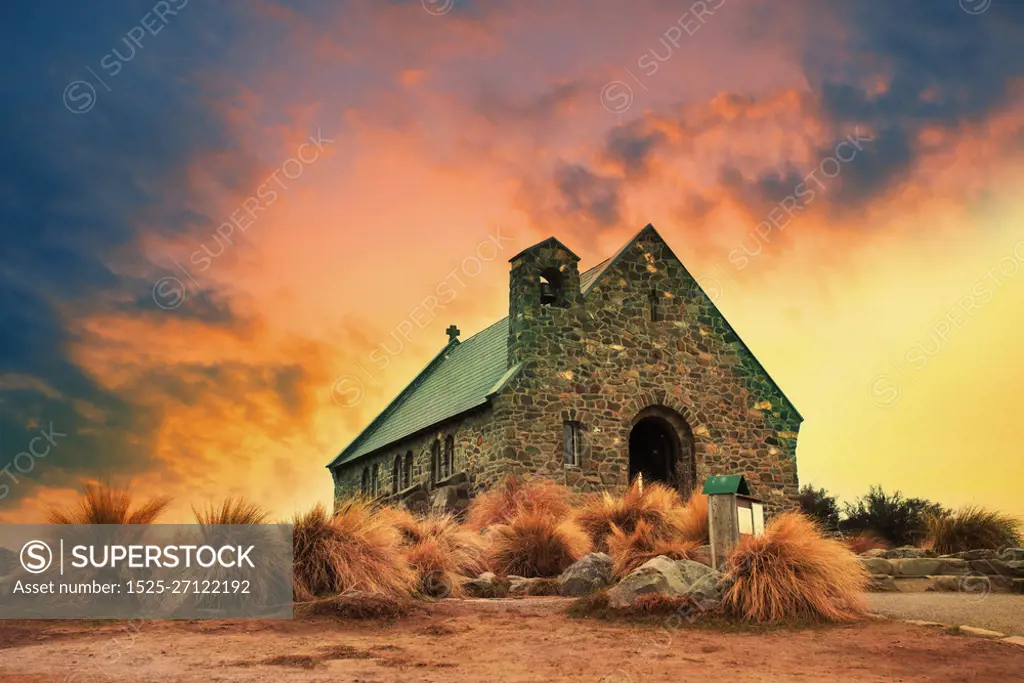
[629,416,676,485]
[628,406,697,496]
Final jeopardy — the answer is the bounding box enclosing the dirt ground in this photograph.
[1,597,1021,682]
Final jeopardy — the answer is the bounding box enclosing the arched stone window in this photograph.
[539,266,565,307]
[430,439,441,484]
[371,464,379,497]
[443,435,454,480]
[392,455,401,494]
[403,451,413,489]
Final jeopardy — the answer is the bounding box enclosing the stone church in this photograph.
[329,225,801,513]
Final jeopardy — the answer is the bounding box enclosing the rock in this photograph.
[942,549,997,561]
[606,556,723,609]
[867,575,897,592]
[861,548,888,558]
[903,619,943,627]
[881,546,936,560]
[463,572,508,598]
[890,558,967,577]
[968,559,1024,577]
[858,557,893,575]
[1001,635,1024,648]
[507,576,560,596]
[928,576,962,592]
[958,625,1005,639]
[999,548,1024,562]
[558,553,613,596]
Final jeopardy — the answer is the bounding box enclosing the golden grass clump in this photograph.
[723,512,868,623]
[465,475,573,529]
[291,500,415,602]
[842,531,890,555]
[926,505,1022,554]
[384,508,488,597]
[576,481,694,552]
[46,481,171,524]
[607,520,699,577]
[193,496,270,525]
[486,509,593,578]
[677,491,709,544]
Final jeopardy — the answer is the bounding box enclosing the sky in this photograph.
[1,0,1023,524]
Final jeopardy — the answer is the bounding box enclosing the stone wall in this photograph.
[478,228,802,512]
[333,407,495,505]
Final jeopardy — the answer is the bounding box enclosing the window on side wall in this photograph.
[563,421,583,467]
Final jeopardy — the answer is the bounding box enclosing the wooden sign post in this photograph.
[702,474,765,571]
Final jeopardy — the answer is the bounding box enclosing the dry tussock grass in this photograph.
[926,505,1022,554]
[465,475,573,529]
[486,509,592,577]
[841,531,889,555]
[724,512,868,623]
[291,500,414,602]
[384,508,488,597]
[607,520,699,576]
[46,481,171,524]
[193,496,270,525]
[576,481,684,551]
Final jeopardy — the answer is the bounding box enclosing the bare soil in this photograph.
[1,597,1021,682]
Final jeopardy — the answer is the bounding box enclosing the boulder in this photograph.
[463,572,507,598]
[558,553,613,597]
[858,557,893,575]
[881,546,936,559]
[867,575,898,592]
[969,559,1024,577]
[890,558,967,577]
[606,556,723,609]
[861,548,888,558]
[941,549,997,561]
[508,576,561,597]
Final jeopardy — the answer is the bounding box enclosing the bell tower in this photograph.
[507,237,586,370]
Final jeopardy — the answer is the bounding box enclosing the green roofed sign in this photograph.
[702,474,751,496]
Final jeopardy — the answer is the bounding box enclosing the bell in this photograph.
[540,281,555,305]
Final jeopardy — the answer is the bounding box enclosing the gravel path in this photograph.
[867,593,1024,636]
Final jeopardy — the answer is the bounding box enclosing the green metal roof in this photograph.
[702,474,751,496]
[329,318,513,467]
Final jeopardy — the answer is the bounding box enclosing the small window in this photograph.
[403,451,413,489]
[431,439,441,483]
[392,455,401,494]
[361,467,369,494]
[649,289,661,322]
[563,421,583,467]
[443,435,454,480]
[371,464,380,496]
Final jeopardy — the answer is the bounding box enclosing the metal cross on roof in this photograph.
[446,324,461,342]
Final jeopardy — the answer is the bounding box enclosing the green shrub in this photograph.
[798,486,840,532]
[839,486,946,547]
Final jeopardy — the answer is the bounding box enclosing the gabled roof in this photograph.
[329,318,514,467]
[329,225,801,469]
